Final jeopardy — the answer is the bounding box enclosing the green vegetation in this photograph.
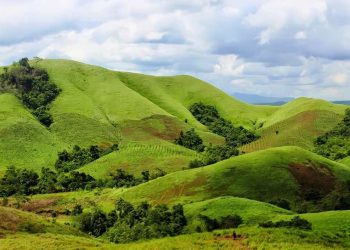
[315,108,350,160]
[79,199,187,243]
[189,102,259,147]
[259,216,312,230]
[0,58,60,126]
[55,144,118,172]
[119,146,350,212]
[0,165,159,197]
[174,128,205,152]
[1,59,350,249]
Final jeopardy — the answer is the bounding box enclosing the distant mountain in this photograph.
[231,92,294,105]
[332,100,350,105]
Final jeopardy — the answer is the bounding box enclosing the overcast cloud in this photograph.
[1,0,350,100]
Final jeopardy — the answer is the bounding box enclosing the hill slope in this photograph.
[119,146,350,209]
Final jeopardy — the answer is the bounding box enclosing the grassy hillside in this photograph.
[242,110,343,153]
[184,196,293,225]
[118,146,350,207]
[0,93,64,173]
[117,71,278,129]
[263,97,347,128]
[0,206,80,236]
[79,141,199,178]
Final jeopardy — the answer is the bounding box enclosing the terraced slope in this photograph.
[242,110,343,153]
[263,97,347,127]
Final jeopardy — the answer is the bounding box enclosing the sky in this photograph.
[1,0,350,100]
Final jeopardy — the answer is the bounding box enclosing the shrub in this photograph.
[259,216,312,230]
[175,129,205,152]
[269,199,291,210]
[72,204,83,215]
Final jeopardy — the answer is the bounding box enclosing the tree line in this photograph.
[55,144,118,172]
[0,165,166,197]
[79,198,187,243]
[0,58,60,126]
[174,102,259,168]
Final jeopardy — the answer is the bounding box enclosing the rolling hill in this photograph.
[1,59,347,176]
[1,58,350,249]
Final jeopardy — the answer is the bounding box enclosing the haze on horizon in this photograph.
[1,0,350,100]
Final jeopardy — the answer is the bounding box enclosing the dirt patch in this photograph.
[152,174,207,204]
[21,198,57,212]
[0,209,21,231]
[289,163,336,200]
[214,234,250,250]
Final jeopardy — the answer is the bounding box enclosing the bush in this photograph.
[55,144,119,172]
[189,159,205,168]
[259,216,312,230]
[269,199,291,210]
[79,209,108,236]
[72,204,83,215]
[175,129,205,152]
[219,215,243,229]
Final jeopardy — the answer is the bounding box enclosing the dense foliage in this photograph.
[79,199,187,243]
[55,144,118,172]
[259,216,312,230]
[189,144,239,168]
[0,58,60,126]
[189,103,259,147]
[184,102,256,167]
[174,129,205,152]
[0,166,166,197]
[314,109,350,160]
[195,214,243,232]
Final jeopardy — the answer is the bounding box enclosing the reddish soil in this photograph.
[20,198,57,212]
[288,163,336,198]
[152,174,207,204]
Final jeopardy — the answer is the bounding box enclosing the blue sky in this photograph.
[1,0,350,100]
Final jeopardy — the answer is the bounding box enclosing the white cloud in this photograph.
[1,0,350,99]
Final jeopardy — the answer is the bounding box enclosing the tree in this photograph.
[80,209,108,236]
[219,215,243,229]
[175,129,205,152]
[37,167,58,193]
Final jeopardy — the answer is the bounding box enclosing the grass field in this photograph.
[242,110,343,153]
[79,141,199,178]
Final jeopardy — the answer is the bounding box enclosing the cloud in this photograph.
[1,0,350,99]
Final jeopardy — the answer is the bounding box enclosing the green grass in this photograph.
[0,93,65,174]
[118,146,350,206]
[117,71,278,129]
[242,110,343,152]
[0,206,81,236]
[263,97,347,128]
[79,141,199,178]
[184,196,293,226]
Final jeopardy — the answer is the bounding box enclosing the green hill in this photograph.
[119,146,350,210]
[1,59,348,174]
